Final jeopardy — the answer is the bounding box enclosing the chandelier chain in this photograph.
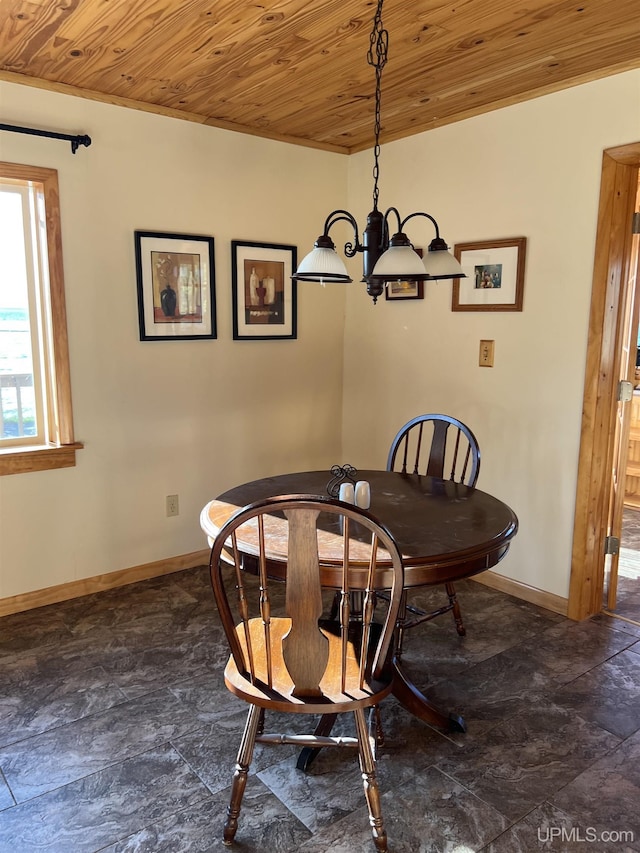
[367,0,388,211]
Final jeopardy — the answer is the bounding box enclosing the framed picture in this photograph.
[385,248,425,301]
[134,231,216,340]
[231,240,297,340]
[452,237,526,312]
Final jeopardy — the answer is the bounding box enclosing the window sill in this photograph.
[0,442,84,476]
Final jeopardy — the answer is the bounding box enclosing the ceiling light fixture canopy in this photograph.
[292,0,465,303]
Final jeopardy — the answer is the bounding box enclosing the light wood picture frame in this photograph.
[452,237,526,312]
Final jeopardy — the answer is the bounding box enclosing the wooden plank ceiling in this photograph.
[1,0,639,154]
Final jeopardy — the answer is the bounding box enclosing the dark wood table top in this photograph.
[203,469,518,589]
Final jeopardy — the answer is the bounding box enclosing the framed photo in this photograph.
[452,237,526,312]
[385,248,425,301]
[134,231,216,340]
[231,240,297,340]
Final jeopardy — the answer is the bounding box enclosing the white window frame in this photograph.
[0,162,81,475]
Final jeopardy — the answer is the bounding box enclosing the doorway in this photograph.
[603,174,640,625]
[569,141,640,622]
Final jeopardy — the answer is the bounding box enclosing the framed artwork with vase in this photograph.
[134,230,216,340]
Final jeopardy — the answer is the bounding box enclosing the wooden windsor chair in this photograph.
[209,494,405,853]
[386,413,481,650]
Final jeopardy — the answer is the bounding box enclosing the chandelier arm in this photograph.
[382,206,403,236]
[323,209,363,258]
[399,211,442,240]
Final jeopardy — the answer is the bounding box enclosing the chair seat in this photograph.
[224,617,393,713]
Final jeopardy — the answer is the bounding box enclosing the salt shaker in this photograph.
[355,480,371,509]
[338,482,355,504]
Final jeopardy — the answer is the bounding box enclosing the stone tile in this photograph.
[420,645,554,739]
[0,665,128,748]
[552,649,640,739]
[511,619,636,685]
[402,582,562,685]
[611,576,640,622]
[298,766,509,853]
[0,626,129,689]
[0,745,212,853]
[0,687,202,802]
[257,741,369,833]
[550,728,640,849]
[168,671,241,722]
[485,801,638,852]
[366,696,460,774]
[436,703,620,822]
[55,574,203,636]
[591,612,640,640]
[0,772,14,811]
[0,607,73,657]
[169,564,211,599]
[102,617,229,699]
[172,710,305,795]
[102,776,311,852]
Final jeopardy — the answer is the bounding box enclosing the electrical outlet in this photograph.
[166,494,179,517]
[479,340,495,367]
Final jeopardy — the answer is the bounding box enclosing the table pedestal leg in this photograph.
[391,661,466,733]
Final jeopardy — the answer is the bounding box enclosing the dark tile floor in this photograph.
[1,569,639,852]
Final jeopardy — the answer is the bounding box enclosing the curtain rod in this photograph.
[0,123,91,154]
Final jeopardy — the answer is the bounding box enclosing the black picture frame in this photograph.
[134,230,216,340]
[231,240,297,340]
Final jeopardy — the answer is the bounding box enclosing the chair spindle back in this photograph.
[387,413,480,487]
[210,495,404,703]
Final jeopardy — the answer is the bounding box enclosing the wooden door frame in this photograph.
[569,141,640,621]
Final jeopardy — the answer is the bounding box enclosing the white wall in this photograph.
[0,82,348,599]
[342,70,640,599]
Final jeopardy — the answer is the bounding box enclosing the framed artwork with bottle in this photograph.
[231,240,297,340]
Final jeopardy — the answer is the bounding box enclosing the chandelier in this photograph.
[291,0,465,303]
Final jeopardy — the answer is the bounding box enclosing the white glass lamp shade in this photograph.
[422,247,465,280]
[293,247,352,283]
[371,245,430,281]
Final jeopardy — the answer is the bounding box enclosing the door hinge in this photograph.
[632,211,640,234]
[618,380,634,402]
[604,535,620,556]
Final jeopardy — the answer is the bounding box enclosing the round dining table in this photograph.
[201,468,518,735]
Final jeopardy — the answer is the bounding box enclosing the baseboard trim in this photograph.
[0,549,210,618]
[470,570,569,617]
[0,556,569,621]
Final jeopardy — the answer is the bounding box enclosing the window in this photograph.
[0,162,80,475]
